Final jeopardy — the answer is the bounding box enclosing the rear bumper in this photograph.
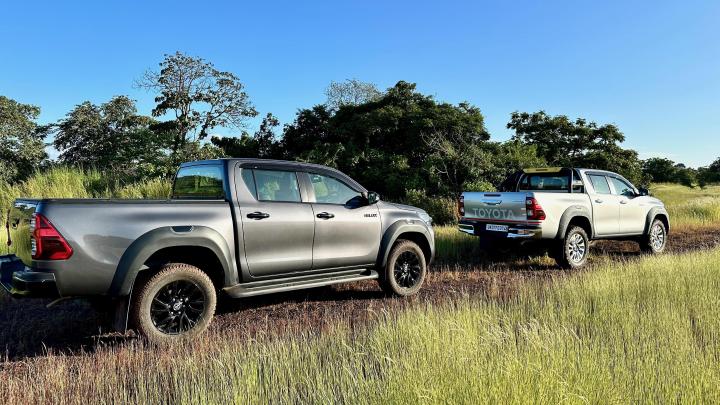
[0,255,59,298]
[459,219,543,239]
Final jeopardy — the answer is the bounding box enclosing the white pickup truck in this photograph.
[458,168,669,268]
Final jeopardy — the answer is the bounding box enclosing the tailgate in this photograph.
[461,192,528,223]
[3,199,39,265]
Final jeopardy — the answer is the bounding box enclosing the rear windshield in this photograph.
[172,165,225,199]
[519,173,570,191]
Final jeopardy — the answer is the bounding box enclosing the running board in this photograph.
[223,270,379,298]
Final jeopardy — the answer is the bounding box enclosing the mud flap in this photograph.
[111,288,133,333]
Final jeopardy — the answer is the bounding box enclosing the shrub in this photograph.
[402,189,458,225]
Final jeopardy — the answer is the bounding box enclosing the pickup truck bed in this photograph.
[6,198,235,296]
[459,191,591,240]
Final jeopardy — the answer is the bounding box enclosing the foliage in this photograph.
[137,51,258,164]
[402,189,458,225]
[642,157,697,186]
[0,96,48,183]
[282,81,489,199]
[508,111,646,185]
[324,78,382,110]
[211,113,281,158]
[698,157,720,187]
[53,96,172,179]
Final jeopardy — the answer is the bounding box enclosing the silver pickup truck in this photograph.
[459,168,669,268]
[2,159,434,342]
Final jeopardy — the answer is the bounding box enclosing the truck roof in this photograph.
[523,167,619,176]
[181,159,368,192]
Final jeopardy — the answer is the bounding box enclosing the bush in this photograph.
[402,189,458,225]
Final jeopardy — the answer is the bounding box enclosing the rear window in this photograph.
[519,173,570,191]
[172,166,225,199]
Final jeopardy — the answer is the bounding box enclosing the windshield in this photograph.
[172,165,225,199]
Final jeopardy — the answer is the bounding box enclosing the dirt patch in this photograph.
[2,226,719,361]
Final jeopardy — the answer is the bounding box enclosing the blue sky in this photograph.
[1,0,719,167]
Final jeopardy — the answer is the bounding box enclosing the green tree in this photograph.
[508,111,645,184]
[53,96,171,178]
[137,52,258,163]
[0,96,48,183]
[672,163,697,187]
[698,157,720,187]
[642,157,677,183]
[212,113,281,158]
[281,81,489,199]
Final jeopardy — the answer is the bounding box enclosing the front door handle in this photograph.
[247,211,270,220]
[316,212,335,219]
[595,199,603,204]
[620,200,628,205]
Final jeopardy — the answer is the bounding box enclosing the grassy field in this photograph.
[650,183,720,227]
[2,170,720,403]
[3,248,720,403]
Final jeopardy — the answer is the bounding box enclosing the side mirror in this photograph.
[638,187,650,196]
[366,191,380,205]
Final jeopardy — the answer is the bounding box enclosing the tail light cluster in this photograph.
[31,213,73,260]
[526,197,546,221]
[458,195,465,216]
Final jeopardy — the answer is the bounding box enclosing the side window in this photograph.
[172,165,225,199]
[309,173,363,205]
[588,175,611,195]
[253,170,302,202]
[240,168,258,200]
[608,177,635,197]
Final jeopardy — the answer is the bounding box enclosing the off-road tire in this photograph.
[554,226,590,269]
[378,240,427,296]
[130,263,216,344]
[640,218,667,254]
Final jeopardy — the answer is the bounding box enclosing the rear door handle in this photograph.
[246,211,270,220]
[316,212,335,219]
[595,199,603,204]
[620,200,628,204]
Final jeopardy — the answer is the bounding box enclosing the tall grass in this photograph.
[0,167,172,260]
[651,183,720,227]
[3,248,720,403]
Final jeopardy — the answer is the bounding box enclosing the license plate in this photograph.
[486,224,508,232]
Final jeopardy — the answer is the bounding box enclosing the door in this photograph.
[587,174,620,236]
[239,168,315,277]
[607,176,646,234]
[305,172,382,270]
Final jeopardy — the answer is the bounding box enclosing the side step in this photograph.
[223,270,379,298]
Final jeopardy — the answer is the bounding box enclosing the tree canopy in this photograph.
[137,52,257,163]
[324,79,382,110]
[53,96,171,178]
[508,111,645,184]
[0,96,47,182]
[280,81,490,198]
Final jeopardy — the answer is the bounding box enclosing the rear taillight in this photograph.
[526,197,546,221]
[458,195,465,216]
[31,213,73,260]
